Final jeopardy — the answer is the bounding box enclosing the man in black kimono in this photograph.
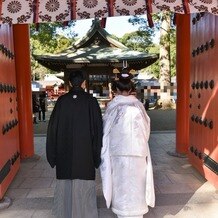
[46,70,103,218]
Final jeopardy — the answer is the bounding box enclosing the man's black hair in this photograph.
[69,70,86,86]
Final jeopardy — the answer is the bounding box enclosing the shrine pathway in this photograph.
[0,133,217,218]
[33,108,176,135]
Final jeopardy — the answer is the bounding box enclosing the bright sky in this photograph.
[74,16,141,38]
[59,16,160,43]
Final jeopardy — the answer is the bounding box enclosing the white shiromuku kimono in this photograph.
[100,95,155,218]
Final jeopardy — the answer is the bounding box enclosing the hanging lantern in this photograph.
[113,68,120,80]
[113,68,120,74]
[129,69,136,75]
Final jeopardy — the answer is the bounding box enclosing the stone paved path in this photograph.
[0,133,217,218]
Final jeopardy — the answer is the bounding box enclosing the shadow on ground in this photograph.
[1,134,217,218]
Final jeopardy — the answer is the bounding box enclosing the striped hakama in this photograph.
[52,179,98,218]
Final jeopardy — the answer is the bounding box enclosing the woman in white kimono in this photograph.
[100,69,155,218]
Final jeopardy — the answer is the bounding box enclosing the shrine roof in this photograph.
[34,20,159,71]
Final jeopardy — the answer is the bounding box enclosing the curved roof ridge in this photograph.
[73,19,127,49]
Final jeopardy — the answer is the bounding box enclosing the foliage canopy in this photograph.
[30,22,77,80]
[127,14,176,79]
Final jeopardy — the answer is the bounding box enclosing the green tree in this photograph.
[118,29,159,79]
[30,22,77,80]
[120,31,153,52]
[147,44,160,78]
[30,22,77,52]
[129,13,176,108]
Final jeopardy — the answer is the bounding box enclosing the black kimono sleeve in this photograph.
[46,99,60,168]
[90,97,103,169]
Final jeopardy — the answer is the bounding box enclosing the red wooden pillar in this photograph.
[13,24,34,158]
[176,14,190,154]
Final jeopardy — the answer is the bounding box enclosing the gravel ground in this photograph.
[147,109,176,131]
[33,108,176,135]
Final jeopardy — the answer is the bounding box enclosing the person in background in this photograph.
[38,93,47,122]
[100,68,155,218]
[46,70,103,218]
[32,93,39,124]
[111,81,117,98]
[145,98,150,111]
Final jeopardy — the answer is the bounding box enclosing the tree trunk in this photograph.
[158,12,173,109]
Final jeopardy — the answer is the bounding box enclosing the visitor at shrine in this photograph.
[145,98,150,111]
[32,93,39,124]
[100,69,155,218]
[38,93,47,122]
[46,70,103,218]
[111,81,117,98]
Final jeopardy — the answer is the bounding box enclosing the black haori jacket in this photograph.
[46,87,103,180]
